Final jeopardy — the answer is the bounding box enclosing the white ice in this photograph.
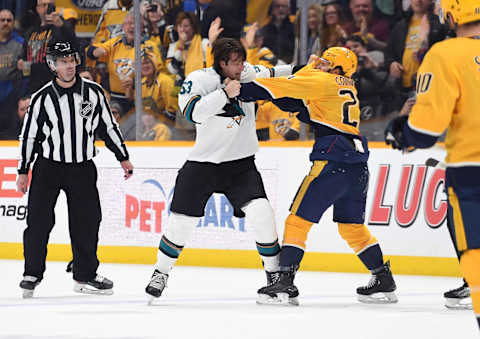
[0,260,478,339]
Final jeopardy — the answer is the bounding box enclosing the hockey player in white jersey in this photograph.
[145,37,296,302]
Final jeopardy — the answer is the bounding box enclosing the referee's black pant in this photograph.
[23,157,102,282]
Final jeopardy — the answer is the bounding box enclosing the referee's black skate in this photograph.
[146,269,169,305]
[257,266,299,306]
[357,260,398,303]
[444,282,472,309]
[20,276,41,298]
[74,274,113,295]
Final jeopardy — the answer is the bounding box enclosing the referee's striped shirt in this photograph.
[18,75,129,174]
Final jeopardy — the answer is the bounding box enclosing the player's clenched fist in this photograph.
[224,78,241,98]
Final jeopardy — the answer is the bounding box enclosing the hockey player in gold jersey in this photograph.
[385,0,480,330]
[239,47,397,305]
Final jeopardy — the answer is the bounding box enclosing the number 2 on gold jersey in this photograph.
[339,89,358,127]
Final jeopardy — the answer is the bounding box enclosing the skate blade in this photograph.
[147,294,159,306]
[357,292,398,304]
[445,297,472,310]
[22,289,34,299]
[256,293,299,306]
[74,284,113,296]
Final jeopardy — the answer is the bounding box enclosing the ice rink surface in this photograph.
[1,259,478,339]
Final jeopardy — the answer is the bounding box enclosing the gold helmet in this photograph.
[436,0,480,25]
[320,47,358,78]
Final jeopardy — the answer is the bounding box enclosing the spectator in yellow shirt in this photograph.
[136,49,178,128]
[87,9,163,115]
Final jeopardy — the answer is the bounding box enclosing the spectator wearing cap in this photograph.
[0,8,24,139]
[262,0,295,64]
[345,0,389,51]
[87,9,163,115]
[166,11,209,86]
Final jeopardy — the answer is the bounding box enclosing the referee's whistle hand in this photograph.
[16,174,28,194]
[121,160,134,180]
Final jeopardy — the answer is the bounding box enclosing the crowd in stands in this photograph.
[0,0,450,141]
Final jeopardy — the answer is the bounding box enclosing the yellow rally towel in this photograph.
[184,34,205,76]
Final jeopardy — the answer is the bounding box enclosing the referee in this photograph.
[16,41,134,298]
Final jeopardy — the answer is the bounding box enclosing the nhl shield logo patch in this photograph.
[79,101,93,118]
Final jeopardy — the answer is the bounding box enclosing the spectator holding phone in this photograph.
[18,0,78,95]
[143,0,168,55]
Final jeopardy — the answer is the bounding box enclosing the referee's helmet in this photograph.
[46,41,81,73]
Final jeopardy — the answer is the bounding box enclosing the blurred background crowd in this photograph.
[0,0,449,142]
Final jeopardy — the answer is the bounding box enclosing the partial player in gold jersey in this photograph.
[385,0,480,330]
[239,47,398,305]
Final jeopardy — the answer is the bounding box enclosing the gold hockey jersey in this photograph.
[408,37,480,166]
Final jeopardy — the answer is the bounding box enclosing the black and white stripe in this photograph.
[18,77,128,174]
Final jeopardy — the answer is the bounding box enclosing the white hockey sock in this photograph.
[242,198,281,272]
[155,212,199,274]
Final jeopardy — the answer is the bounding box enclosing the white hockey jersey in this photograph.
[178,63,293,163]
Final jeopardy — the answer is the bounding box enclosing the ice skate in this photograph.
[444,282,472,310]
[146,270,169,305]
[265,270,281,285]
[20,276,41,299]
[74,274,113,295]
[257,267,299,306]
[357,261,398,304]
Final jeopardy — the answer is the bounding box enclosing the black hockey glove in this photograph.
[385,115,409,151]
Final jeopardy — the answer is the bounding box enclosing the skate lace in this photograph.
[364,275,378,289]
[150,271,168,290]
[94,275,105,283]
[268,272,280,286]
